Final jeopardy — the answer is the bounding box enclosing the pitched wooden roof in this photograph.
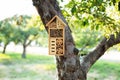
[46,15,66,27]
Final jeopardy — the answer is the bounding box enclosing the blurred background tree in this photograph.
[13,15,43,58]
[0,18,14,54]
[0,15,46,58]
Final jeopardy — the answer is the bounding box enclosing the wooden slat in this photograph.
[49,38,56,55]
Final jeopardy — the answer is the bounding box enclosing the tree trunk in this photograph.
[32,0,120,80]
[32,0,86,80]
[22,44,26,58]
[2,43,8,54]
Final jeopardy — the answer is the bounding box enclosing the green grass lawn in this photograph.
[0,52,120,80]
[88,60,120,80]
[0,52,56,80]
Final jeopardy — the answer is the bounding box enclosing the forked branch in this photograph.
[81,33,120,73]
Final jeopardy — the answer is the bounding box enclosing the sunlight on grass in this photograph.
[43,64,56,70]
[0,52,56,80]
[0,53,11,59]
[0,53,12,65]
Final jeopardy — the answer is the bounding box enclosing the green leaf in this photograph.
[113,0,116,5]
[118,2,120,11]
[96,25,99,30]
[71,5,77,15]
[91,26,94,30]
[61,0,63,2]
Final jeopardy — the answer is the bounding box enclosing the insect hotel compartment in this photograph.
[46,15,66,56]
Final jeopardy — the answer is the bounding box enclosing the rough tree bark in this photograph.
[21,39,32,58]
[32,0,120,80]
[22,44,26,58]
[2,43,8,54]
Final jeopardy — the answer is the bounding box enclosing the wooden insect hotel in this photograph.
[46,15,66,56]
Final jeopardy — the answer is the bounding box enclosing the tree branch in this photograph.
[26,40,32,47]
[81,33,120,73]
